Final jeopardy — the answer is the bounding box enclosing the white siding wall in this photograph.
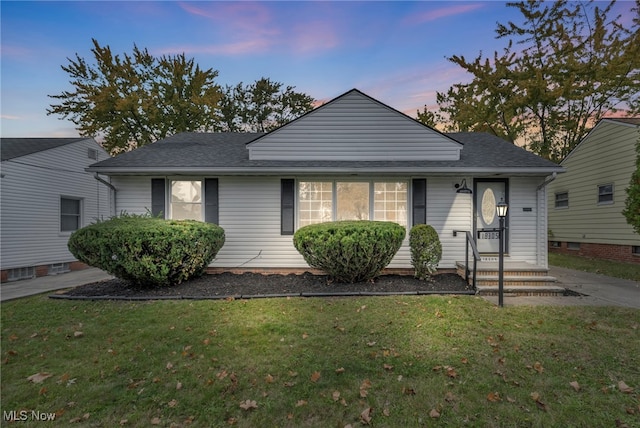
[248,91,461,161]
[110,175,548,270]
[426,177,473,268]
[0,140,111,270]
[111,176,154,216]
[507,177,544,264]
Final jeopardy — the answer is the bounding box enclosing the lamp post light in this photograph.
[496,199,508,308]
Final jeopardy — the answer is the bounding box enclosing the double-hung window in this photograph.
[298,180,408,227]
[60,197,82,232]
[598,184,614,205]
[554,192,569,209]
[170,180,203,221]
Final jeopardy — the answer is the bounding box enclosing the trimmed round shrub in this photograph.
[409,224,442,280]
[68,215,225,286]
[293,220,405,283]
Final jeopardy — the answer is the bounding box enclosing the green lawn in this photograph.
[2,294,639,427]
[549,252,640,281]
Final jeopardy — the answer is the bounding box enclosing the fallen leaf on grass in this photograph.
[27,372,53,383]
[332,391,341,401]
[487,392,501,402]
[570,381,580,392]
[167,399,177,408]
[335,367,345,374]
[73,331,84,338]
[310,371,321,383]
[383,364,394,371]
[429,408,440,419]
[265,374,274,384]
[239,399,258,411]
[533,362,544,374]
[618,381,634,393]
[296,400,307,407]
[531,392,547,411]
[360,407,373,424]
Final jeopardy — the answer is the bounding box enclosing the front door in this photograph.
[474,179,508,254]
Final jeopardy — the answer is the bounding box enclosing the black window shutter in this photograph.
[204,178,219,224]
[412,179,427,226]
[151,178,166,218]
[281,179,295,235]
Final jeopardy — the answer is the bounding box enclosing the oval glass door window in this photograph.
[481,188,496,225]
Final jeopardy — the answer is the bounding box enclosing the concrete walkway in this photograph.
[1,266,639,307]
[1,268,113,302]
[482,266,640,308]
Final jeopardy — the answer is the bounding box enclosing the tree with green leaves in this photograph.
[623,132,640,234]
[217,77,315,132]
[426,0,640,162]
[48,39,222,155]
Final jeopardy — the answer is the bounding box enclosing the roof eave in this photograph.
[88,166,565,176]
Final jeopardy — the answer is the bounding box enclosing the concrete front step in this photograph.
[456,261,563,296]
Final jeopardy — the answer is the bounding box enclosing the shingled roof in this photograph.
[87,131,562,176]
[1,138,86,161]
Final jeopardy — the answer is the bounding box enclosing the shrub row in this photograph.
[68,215,225,287]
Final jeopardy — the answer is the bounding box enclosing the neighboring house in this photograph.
[0,137,112,282]
[548,118,640,264]
[87,89,563,290]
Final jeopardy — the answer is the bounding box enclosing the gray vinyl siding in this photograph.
[248,91,461,161]
[0,140,111,270]
[548,120,640,246]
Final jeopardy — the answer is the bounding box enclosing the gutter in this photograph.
[537,172,558,191]
[93,173,117,217]
[93,173,116,191]
[86,166,566,176]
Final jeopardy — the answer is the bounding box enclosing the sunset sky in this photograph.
[1,1,634,138]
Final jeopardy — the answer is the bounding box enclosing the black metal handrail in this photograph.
[453,230,480,289]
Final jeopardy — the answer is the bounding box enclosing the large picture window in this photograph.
[298,180,408,228]
[170,180,202,221]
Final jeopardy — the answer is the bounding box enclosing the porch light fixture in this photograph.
[496,199,508,308]
[455,179,472,194]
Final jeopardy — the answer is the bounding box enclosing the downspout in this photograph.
[93,173,117,218]
[536,172,557,267]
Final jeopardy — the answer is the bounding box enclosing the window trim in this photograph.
[60,196,83,233]
[296,179,409,229]
[597,184,614,205]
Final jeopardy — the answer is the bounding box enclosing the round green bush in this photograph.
[68,215,225,286]
[409,224,442,280]
[293,220,405,283]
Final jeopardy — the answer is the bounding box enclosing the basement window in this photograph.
[567,242,581,250]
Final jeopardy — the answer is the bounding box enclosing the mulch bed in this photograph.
[54,272,474,300]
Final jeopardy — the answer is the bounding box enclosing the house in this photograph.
[0,137,112,282]
[547,118,640,264]
[87,89,564,293]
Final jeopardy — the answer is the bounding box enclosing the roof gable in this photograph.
[1,138,87,161]
[247,89,462,161]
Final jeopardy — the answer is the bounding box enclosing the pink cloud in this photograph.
[404,3,485,25]
[173,2,341,57]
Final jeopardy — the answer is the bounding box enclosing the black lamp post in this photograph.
[496,199,508,307]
